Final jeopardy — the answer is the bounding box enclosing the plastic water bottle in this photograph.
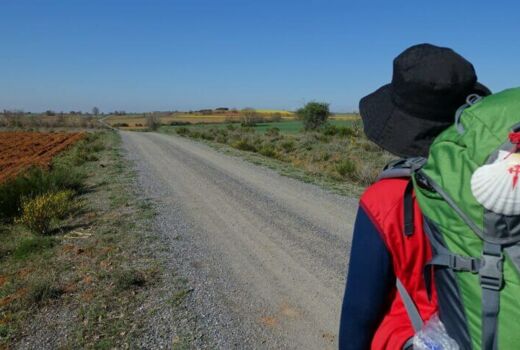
[413,314,459,350]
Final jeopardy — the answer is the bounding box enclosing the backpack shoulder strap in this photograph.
[377,157,427,181]
[396,278,424,333]
[377,157,427,236]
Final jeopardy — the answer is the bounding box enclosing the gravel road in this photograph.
[121,132,358,349]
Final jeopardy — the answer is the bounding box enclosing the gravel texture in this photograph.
[122,131,359,349]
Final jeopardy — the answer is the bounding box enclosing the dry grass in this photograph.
[168,121,392,188]
[0,132,167,348]
[0,114,102,129]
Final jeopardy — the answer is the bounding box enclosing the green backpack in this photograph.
[410,87,520,349]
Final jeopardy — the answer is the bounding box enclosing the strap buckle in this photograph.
[479,252,504,291]
[450,255,480,273]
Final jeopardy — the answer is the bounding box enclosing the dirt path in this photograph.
[122,131,358,349]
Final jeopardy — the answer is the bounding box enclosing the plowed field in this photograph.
[0,132,84,182]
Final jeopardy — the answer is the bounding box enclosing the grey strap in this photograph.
[396,278,424,333]
[504,243,520,276]
[424,253,480,300]
[454,94,482,134]
[427,254,480,273]
[377,168,412,180]
[377,157,427,181]
[480,243,503,350]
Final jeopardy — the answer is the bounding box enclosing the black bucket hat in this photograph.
[360,43,491,158]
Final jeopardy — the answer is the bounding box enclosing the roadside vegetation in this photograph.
[0,111,102,129]
[0,131,188,348]
[163,117,392,193]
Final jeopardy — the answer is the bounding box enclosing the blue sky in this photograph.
[0,0,518,113]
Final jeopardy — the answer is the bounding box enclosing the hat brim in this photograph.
[359,82,491,158]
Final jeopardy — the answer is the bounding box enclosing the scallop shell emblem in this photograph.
[471,151,520,215]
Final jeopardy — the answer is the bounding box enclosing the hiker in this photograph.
[338,43,492,349]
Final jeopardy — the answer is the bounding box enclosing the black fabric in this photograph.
[339,207,394,350]
[404,180,415,236]
[360,43,491,158]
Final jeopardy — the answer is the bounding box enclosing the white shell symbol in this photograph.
[471,151,520,215]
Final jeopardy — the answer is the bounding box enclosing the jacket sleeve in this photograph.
[339,206,395,350]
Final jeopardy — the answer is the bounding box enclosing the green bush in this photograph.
[176,126,190,136]
[259,145,277,158]
[280,140,296,152]
[322,124,338,136]
[232,139,257,152]
[337,126,356,137]
[16,190,76,235]
[0,166,85,221]
[265,127,280,137]
[297,102,330,130]
[200,131,215,141]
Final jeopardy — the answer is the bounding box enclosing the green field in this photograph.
[252,120,359,134]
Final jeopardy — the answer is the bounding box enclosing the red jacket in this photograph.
[360,178,438,349]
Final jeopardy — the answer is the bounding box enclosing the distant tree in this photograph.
[240,108,262,127]
[145,113,161,131]
[297,102,330,130]
[45,110,56,116]
[92,107,100,116]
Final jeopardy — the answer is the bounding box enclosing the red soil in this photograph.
[0,131,84,183]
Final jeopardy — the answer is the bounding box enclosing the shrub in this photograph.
[297,102,330,130]
[336,159,357,178]
[145,113,161,131]
[265,127,280,137]
[0,166,85,221]
[200,131,215,141]
[337,126,356,137]
[240,108,264,127]
[280,140,296,152]
[176,126,190,136]
[226,124,237,131]
[16,190,76,235]
[322,124,338,136]
[232,139,257,152]
[215,134,228,143]
[259,145,277,158]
